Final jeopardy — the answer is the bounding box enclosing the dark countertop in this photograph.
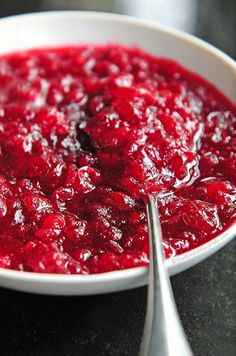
[0,1,235,355]
[0,238,235,356]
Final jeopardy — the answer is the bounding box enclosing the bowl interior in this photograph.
[0,11,235,295]
[0,11,236,102]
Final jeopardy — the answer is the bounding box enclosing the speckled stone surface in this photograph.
[0,238,235,356]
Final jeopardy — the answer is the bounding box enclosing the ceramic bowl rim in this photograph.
[0,11,235,291]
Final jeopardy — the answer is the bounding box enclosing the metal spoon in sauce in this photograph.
[138,191,193,356]
[138,123,203,356]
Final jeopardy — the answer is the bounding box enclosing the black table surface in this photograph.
[0,238,235,356]
[0,2,236,356]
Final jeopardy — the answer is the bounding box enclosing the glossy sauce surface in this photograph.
[0,45,235,273]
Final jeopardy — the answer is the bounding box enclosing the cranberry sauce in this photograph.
[0,45,235,274]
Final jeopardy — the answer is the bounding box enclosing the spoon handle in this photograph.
[138,194,193,356]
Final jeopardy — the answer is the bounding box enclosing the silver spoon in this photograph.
[138,192,193,356]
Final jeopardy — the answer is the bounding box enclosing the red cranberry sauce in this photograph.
[0,45,235,274]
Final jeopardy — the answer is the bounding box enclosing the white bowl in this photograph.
[0,11,235,295]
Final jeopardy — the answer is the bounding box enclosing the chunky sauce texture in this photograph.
[0,45,235,274]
